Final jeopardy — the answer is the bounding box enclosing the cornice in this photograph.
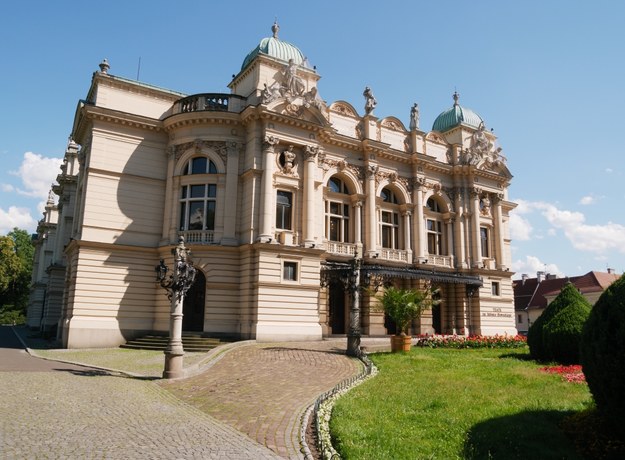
[82,105,163,133]
[163,111,242,131]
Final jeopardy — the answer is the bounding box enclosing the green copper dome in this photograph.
[432,92,484,132]
[241,22,308,71]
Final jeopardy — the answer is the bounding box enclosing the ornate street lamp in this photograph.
[155,236,197,379]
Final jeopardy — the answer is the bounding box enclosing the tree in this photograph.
[0,228,34,324]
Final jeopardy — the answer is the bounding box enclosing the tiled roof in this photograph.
[513,278,538,311]
[516,271,621,311]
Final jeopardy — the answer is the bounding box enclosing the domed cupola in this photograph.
[432,92,484,132]
[241,22,310,71]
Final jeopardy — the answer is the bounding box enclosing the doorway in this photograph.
[329,281,346,334]
[183,270,205,332]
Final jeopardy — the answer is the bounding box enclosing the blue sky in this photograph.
[1,0,624,278]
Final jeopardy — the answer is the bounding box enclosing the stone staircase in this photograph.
[120,333,231,352]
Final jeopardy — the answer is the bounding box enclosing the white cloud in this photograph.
[606,168,613,174]
[511,255,562,279]
[1,183,14,192]
[579,195,594,205]
[513,199,625,256]
[9,152,62,199]
[0,206,37,234]
[509,212,533,241]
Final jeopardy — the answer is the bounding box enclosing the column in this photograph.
[303,145,319,247]
[493,194,505,269]
[352,198,363,246]
[402,208,412,260]
[412,179,426,262]
[258,136,279,242]
[365,164,378,257]
[470,188,482,267]
[453,189,467,268]
[222,142,240,246]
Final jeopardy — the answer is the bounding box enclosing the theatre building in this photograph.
[28,23,517,348]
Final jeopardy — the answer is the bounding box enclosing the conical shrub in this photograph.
[542,294,590,364]
[528,283,584,361]
[581,275,625,423]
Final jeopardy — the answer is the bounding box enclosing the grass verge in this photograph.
[330,348,591,459]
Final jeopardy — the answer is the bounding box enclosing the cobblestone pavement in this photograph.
[161,341,363,459]
[0,370,280,459]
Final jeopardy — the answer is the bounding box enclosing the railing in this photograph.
[380,248,410,262]
[325,241,357,256]
[173,93,247,115]
[179,230,215,244]
[425,255,455,268]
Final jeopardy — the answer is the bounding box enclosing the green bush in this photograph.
[528,283,586,361]
[542,296,590,364]
[581,274,625,425]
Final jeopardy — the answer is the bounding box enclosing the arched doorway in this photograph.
[329,281,346,334]
[183,270,205,332]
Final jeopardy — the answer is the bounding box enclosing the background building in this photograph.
[28,24,517,348]
[513,269,620,334]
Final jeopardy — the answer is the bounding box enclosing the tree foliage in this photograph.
[581,274,625,426]
[0,228,34,324]
[542,294,590,364]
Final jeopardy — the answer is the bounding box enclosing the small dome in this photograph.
[241,22,308,71]
[432,92,484,132]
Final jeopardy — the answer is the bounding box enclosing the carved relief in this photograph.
[304,145,320,161]
[329,102,358,117]
[480,194,492,216]
[381,118,404,132]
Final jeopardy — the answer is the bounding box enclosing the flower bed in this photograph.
[540,364,586,383]
[416,334,527,349]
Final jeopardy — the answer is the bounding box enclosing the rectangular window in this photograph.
[491,281,500,296]
[283,261,298,281]
[276,190,293,230]
[381,211,399,249]
[518,314,523,324]
[480,227,490,258]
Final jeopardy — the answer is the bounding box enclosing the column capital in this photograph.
[263,135,280,150]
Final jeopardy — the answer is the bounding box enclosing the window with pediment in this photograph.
[380,187,400,249]
[426,197,445,255]
[325,177,351,242]
[179,156,218,232]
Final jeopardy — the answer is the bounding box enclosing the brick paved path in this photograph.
[162,341,362,459]
[0,371,279,459]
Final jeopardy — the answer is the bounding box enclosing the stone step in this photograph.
[120,334,230,352]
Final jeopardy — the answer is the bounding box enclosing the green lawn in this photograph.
[330,348,591,459]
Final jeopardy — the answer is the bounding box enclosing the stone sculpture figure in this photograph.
[409,103,420,130]
[363,87,377,115]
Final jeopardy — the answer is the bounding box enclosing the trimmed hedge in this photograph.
[528,283,589,361]
[581,275,625,424]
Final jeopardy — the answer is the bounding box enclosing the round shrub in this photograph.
[581,275,625,423]
[543,297,590,364]
[528,283,584,361]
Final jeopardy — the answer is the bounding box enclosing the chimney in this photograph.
[607,268,615,274]
[546,273,557,280]
[537,271,545,283]
[521,274,529,285]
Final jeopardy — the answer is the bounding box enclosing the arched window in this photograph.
[179,156,219,233]
[380,187,400,249]
[426,197,445,255]
[183,157,218,175]
[325,176,351,242]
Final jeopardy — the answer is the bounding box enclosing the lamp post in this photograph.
[346,256,362,357]
[155,236,196,379]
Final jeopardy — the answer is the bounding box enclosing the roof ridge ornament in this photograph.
[453,90,460,106]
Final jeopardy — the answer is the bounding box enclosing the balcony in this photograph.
[326,241,358,256]
[180,230,215,244]
[423,255,455,268]
[380,248,410,262]
[173,93,247,115]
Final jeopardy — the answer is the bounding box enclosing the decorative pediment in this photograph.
[425,131,449,145]
[329,101,359,118]
[380,117,406,132]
